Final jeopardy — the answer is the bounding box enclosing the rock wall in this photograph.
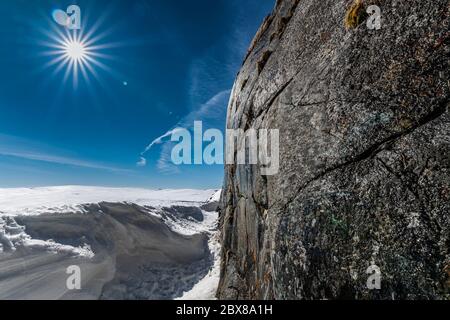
[217,0,449,299]
[1,203,211,300]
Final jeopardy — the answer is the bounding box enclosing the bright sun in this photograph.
[39,13,120,89]
[64,40,86,61]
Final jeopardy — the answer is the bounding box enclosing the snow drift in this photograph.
[0,186,221,300]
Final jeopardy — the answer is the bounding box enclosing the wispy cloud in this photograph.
[141,128,185,155]
[136,156,147,167]
[139,89,231,171]
[0,134,130,173]
[0,150,131,173]
[156,143,181,174]
[194,89,231,121]
[138,0,268,173]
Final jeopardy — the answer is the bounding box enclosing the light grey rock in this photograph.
[217,0,449,299]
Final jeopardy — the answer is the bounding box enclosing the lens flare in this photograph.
[38,14,118,89]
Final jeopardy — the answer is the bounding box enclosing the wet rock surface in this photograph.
[217,0,449,299]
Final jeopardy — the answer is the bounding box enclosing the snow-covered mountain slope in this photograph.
[206,189,222,203]
[0,186,217,216]
[0,186,221,300]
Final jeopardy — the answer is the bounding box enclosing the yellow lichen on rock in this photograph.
[345,0,364,29]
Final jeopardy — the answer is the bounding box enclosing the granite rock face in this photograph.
[217,0,449,299]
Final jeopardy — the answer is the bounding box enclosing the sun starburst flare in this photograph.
[38,14,118,89]
[64,40,87,61]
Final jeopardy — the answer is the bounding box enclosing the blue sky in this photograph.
[0,0,273,189]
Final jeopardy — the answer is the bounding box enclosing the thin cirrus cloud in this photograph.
[156,143,181,174]
[137,1,270,173]
[141,128,186,155]
[136,156,147,167]
[0,134,130,173]
[0,150,131,173]
[138,88,231,171]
